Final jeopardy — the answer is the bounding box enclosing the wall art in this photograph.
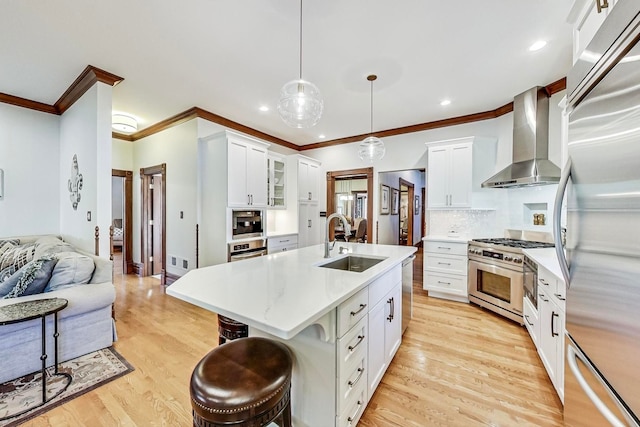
[380,184,390,215]
[68,154,83,210]
[391,188,399,215]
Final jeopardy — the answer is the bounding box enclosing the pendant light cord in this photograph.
[299,0,303,80]
[370,79,374,134]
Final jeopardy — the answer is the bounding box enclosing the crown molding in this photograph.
[54,65,124,114]
[0,93,58,114]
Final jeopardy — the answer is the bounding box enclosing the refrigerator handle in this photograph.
[567,344,627,427]
[554,157,572,288]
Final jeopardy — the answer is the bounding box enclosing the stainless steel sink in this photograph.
[318,255,386,273]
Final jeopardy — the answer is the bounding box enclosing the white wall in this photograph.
[59,83,113,255]
[132,119,198,274]
[112,139,133,171]
[0,104,60,237]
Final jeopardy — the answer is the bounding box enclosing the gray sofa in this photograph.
[0,235,116,384]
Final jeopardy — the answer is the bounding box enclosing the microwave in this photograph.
[231,209,264,240]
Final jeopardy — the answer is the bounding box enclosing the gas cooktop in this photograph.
[471,238,555,249]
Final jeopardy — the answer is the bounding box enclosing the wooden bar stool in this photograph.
[217,315,248,344]
[190,337,293,427]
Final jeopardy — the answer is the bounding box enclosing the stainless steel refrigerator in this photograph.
[555,0,640,425]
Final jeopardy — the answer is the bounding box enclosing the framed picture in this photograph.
[391,188,399,215]
[380,185,390,215]
[415,195,420,214]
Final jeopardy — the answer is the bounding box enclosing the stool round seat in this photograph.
[190,337,293,427]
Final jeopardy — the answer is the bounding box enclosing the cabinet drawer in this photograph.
[424,271,467,296]
[538,267,566,310]
[337,316,368,377]
[337,288,369,338]
[368,265,401,307]
[423,241,467,256]
[336,355,367,415]
[523,296,540,347]
[337,381,367,427]
[424,254,467,275]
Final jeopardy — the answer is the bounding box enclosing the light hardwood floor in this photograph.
[25,248,563,426]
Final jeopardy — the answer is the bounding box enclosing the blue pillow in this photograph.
[0,256,58,299]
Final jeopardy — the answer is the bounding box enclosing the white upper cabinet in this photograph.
[268,154,287,209]
[227,134,269,208]
[568,0,618,65]
[426,139,473,209]
[298,157,321,202]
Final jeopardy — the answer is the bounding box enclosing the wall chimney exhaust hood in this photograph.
[481,87,560,188]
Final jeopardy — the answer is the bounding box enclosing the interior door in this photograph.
[152,174,163,275]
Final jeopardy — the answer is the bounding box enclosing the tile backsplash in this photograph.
[428,209,502,238]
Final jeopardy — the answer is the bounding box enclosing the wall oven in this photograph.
[231,209,264,240]
[228,238,267,262]
[523,255,537,310]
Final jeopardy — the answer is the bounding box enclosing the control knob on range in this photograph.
[513,258,523,263]
[504,255,513,261]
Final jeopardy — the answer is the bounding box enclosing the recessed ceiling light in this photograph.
[319,134,326,139]
[440,99,451,106]
[259,105,269,112]
[529,40,547,52]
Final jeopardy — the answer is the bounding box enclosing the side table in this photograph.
[0,298,72,420]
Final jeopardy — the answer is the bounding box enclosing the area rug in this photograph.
[0,347,134,426]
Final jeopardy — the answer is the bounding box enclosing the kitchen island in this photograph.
[167,242,416,427]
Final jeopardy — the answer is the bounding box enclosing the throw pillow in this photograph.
[0,243,36,282]
[0,255,58,299]
[34,236,74,259]
[44,251,96,292]
[0,239,20,259]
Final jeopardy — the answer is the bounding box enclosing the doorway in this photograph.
[140,164,166,283]
[112,169,133,274]
[326,167,373,243]
[399,178,414,246]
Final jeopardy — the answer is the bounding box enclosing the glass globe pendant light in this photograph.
[277,0,323,128]
[358,75,385,162]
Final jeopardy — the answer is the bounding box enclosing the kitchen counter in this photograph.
[167,242,416,427]
[167,242,416,339]
[523,247,563,282]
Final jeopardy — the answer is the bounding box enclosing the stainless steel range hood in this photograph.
[481,87,561,188]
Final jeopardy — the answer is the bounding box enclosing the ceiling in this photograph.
[1,0,573,146]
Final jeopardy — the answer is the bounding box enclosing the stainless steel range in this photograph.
[467,236,554,324]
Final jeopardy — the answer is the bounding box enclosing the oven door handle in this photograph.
[230,250,266,261]
[554,157,571,288]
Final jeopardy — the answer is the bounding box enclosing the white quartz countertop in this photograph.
[523,248,564,282]
[166,243,416,340]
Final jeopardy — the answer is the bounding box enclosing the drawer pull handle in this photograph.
[350,304,367,317]
[539,279,549,286]
[437,280,451,285]
[347,400,363,423]
[524,314,534,326]
[539,293,549,302]
[348,367,365,387]
[348,335,365,352]
[554,293,566,301]
[437,246,451,250]
[437,262,451,265]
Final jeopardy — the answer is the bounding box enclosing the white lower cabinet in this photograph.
[538,286,565,402]
[336,316,368,421]
[423,239,469,302]
[267,234,298,254]
[523,296,540,347]
[367,267,402,397]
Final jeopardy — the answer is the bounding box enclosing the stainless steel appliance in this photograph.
[523,254,538,310]
[231,210,264,240]
[401,254,415,334]
[556,0,640,424]
[228,238,267,262]
[468,237,554,323]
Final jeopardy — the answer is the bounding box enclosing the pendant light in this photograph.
[277,0,323,128]
[358,75,385,162]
